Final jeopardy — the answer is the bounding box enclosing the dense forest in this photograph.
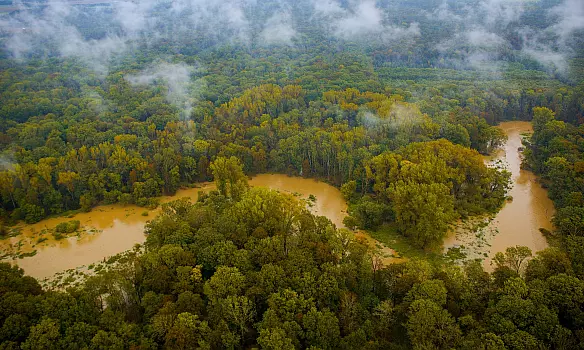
[1,0,584,349]
[0,163,582,349]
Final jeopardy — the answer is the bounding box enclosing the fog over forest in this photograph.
[0,0,583,75]
[1,1,584,350]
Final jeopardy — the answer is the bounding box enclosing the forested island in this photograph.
[1,0,584,349]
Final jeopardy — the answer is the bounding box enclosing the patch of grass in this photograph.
[539,227,562,247]
[476,220,489,229]
[106,255,120,264]
[445,246,467,262]
[141,211,149,216]
[37,237,48,244]
[367,224,446,265]
[18,250,37,259]
[7,228,21,238]
[52,232,66,240]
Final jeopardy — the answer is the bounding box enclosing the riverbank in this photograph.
[443,121,554,270]
[2,122,548,280]
[1,174,380,280]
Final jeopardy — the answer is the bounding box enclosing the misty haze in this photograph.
[0,0,583,349]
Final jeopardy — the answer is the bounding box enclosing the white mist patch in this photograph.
[517,25,570,74]
[358,103,424,130]
[83,89,108,115]
[312,0,344,16]
[431,0,524,28]
[125,62,204,121]
[466,30,505,49]
[1,0,130,74]
[359,111,382,128]
[184,0,253,44]
[312,0,420,43]
[431,2,464,22]
[114,0,157,34]
[428,0,580,75]
[523,47,569,74]
[479,0,525,27]
[381,23,421,44]
[387,103,425,127]
[549,0,584,44]
[436,30,506,75]
[260,12,297,46]
[0,154,16,172]
[333,0,383,38]
[0,0,258,69]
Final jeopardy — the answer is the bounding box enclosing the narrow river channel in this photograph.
[444,121,555,270]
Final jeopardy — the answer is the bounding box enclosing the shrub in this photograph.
[22,204,45,224]
[119,193,133,205]
[52,232,65,240]
[0,223,8,238]
[351,197,392,230]
[79,194,94,212]
[55,220,81,234]
[103,190,122,205]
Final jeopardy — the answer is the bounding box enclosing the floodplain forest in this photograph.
[1,0,584,349]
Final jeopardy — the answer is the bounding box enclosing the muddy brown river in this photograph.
[0,175,351,279]
[444,121,554,270]
[3,122,553,278]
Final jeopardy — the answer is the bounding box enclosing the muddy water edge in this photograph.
[4,122,542,281]
[1,175,375,280]
[444,121,554,270]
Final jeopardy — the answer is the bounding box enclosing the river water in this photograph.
[2,123,554,278]
[443,121,554,269]
[0,175,351,279]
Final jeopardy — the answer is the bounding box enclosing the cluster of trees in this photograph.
[380,68,584,126]
[0,65,510,225]
[0,52,569,251]
[350,140,510,248]
[1,161,583,349]
[524,107,584,277]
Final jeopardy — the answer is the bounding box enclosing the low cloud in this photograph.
[1,1,129,74]
[0,0,581,78]
[312,0,420,43]
[479,0,524,27]
[358,103,424,130]
[549,0,584,44]
[260,12,297,46]
[0,154,16,172]
[125,62,204,120]
[429,0,580,74]
[332,0,383,39]
[0,0,258,72]
[466,30,506,49]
